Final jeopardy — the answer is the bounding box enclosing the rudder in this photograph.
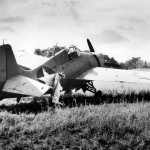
[0,44,19,82]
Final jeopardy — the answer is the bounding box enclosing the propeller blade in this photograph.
[87,39,95,52]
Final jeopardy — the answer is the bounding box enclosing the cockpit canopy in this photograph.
[68,45,80,60]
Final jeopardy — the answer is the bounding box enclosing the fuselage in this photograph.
[18,48,105,93]
[43,49,103,77]
[21,49,104,90]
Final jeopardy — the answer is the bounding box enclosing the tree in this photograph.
[34,45,66,58]
[34,45,150,69]
[103,55,120,68]
[120,57,150,69]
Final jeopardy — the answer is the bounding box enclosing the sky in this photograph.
[0,0,150,62]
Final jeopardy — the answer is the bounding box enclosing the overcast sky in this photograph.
[1,0,150,62]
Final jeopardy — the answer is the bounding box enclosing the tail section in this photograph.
[0,44,51,97]
[0,44,19,82]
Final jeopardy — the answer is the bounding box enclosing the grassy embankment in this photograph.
[1,102,150,149]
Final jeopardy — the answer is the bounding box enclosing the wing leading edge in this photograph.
[3,75,51,96]
[76,67,150,84]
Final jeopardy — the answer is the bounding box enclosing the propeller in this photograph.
[87,38,120,68]
[87,39,95,52]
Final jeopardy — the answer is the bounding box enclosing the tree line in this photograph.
[34,46,150,70]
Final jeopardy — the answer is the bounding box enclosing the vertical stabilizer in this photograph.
[0,44,19,82]
[0,45,6,82]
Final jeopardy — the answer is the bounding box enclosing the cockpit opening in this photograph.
[68,45,80,60]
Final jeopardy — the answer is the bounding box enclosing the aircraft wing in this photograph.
[2,75,51,97]
[76,67,150,83]
[60,67,150,92]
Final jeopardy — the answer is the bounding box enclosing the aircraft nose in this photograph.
[90,53,104,67]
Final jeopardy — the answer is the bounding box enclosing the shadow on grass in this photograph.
[0,97,54,114]
[62,90,150,106]
[0,90,150,114]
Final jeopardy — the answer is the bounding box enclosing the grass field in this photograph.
[1,102,150,149]
[1,81,150,149]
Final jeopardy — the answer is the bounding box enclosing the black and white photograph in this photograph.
[0,0,150,149]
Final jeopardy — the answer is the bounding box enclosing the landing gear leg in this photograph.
[64,90,74,106]
[82,81,102,104]
[52,73,63,106]
[82,81,97,94]
[94,90,102,104]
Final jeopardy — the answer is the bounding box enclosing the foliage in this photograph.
[34,45,121,68]
[120,57,150,69]
[34,45,66,58]
[103,54,120,66]
[32,40,150,71]
[34,44,150,70]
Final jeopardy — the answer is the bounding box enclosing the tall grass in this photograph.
[1,103,150,149]
[1,81,150,149]
[0,89,150,114]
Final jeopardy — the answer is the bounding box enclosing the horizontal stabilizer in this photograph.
[15,53,49,70]
[3,75,51,96]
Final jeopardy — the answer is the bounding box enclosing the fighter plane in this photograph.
[15,39,104,104]
[0,41,102,104]
[16,39,150,105]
